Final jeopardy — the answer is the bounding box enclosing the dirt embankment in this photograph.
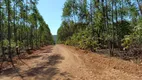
[0,45,142,80]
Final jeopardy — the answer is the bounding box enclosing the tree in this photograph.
[58,0,142,57]
[0,0,54,73]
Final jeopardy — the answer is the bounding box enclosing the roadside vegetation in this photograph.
[57,0,142,62]
[0,0,54,72]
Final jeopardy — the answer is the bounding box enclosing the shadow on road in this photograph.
[0,46,74,80]
[0,67,20,76]
[21,55,42,60]
[42,46,54,53]
[23,54,73,80]
[25,66,59,80]
[47,54,64,66]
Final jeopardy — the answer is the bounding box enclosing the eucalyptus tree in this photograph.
[58,0,142,56]
[136,0,142,15]
[32,5,39,48]
[6,0,12,59]
[0,0,3,48]
[0,0,54,73]
[0,0,5,58]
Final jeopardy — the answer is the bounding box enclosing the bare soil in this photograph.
[0,44,142,80]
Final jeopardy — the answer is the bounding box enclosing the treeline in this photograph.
[57,0,142,58]
[0,0,54,56]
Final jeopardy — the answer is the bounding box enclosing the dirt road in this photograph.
[0,45,142,80]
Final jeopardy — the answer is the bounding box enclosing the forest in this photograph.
[0,0,54,70]
[57,0,142,61]
[0,0,142,79]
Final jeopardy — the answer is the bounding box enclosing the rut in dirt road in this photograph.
[0,45,142,80]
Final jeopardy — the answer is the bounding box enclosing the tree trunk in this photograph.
[7,0,11,59]
[14,1,18,46]
[110,0,114,56]
[137,0,142,15]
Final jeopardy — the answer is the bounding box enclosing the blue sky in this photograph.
[37,0,66,35]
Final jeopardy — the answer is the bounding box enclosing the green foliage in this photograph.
[0,0,54,54]
[122,18,142,49]
[122,35,132,49]
[132,18,142,44]
[65,29,98,51]
[115,20,132,39]
[2,40,23,48]
[58,0,142,57]
[3,40,9,47]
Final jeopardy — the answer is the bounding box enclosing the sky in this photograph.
[37,0,66,35]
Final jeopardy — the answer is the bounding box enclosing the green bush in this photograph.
[122,18,142,49]
[65,29,98,51]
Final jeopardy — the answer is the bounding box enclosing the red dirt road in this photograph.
[0,45,142,80]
